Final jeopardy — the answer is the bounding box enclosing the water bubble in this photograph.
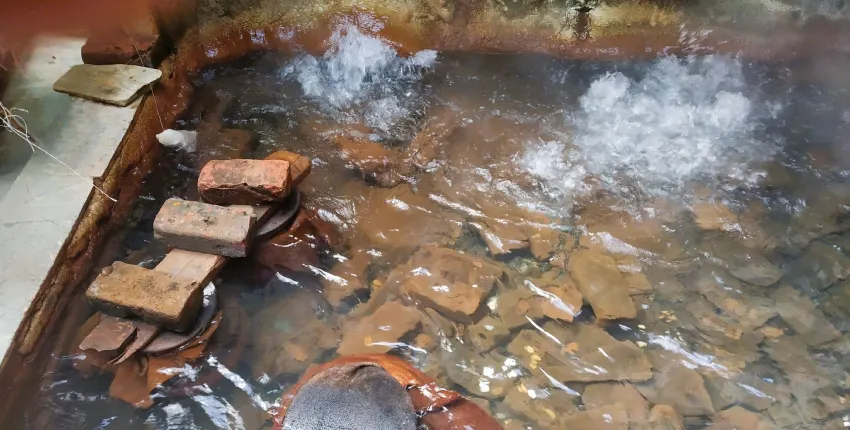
[284,24,437,139]
[522,55,780,203]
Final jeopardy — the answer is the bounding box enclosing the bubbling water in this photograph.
[284,24,437,139]
[523,55,781,203]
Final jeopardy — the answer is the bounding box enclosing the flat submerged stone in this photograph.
[568,250,637,321]
[265,150,312,185]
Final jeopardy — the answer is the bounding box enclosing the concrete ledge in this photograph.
[0,37,139,356]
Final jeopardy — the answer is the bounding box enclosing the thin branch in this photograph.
[1,101,117,202]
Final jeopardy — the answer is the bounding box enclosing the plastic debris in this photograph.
[156,129,198,152]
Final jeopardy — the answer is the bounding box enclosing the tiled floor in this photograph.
[0,37,138,357]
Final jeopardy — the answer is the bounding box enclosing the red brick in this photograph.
[86,262,203,331]
[154,198,256,257]
[265,150,312,185]
[198,159,291,205]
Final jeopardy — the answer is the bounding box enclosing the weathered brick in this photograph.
[154,198,256,257]
[154,248,227,285]
[86,262,202,331]
[198,159,291,205]
[265,150,312,185]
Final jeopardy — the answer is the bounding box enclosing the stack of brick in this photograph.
[76,150,313,408]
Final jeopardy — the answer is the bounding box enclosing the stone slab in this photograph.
[265,150,312,185]
[154,249,227,286]
[86,261,203,331]
[198,159,291,205]
[568,250,637,321]
[53,64,162,106]
[338,301,420,355]
[153,198,256,257]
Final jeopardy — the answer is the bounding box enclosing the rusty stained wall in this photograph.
[155,0,850,65]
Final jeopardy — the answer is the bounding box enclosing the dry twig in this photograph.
[0,100,116,201]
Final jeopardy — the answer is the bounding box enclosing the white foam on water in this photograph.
[284,24,437,138]
[522,55,779,202]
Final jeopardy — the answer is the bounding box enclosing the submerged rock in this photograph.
[470,218,529,256]
[575,198,685,259]
[319,250,373,311]
[701,235,781,286]
[253,209,331,272]
[706,406,776,430]
[491,270,584,327]
[523,274,583,323]
[500,377,579,428]
[252,289,337,378]
[686,266,777,331]
[337,300,421,355]
[567,250,636,321]
[785,239,850,292]
[692,201,739,232]
[394,246,503,323]
[582,382,650,425]
[345,183,463,255]
[649,405,684,430]
[400,107,463,171]
[560,404,630,429]
[423,164,566,260]
[506,322,652,383]
[333,134,406,187]
[702,370,786,413]
[469,315,512,352]
[763,336,849,411]
[635,351,715,417]
[773,285,841,346]
[676,299,764,367]
[442,343,520,399]
[495,287,537,329]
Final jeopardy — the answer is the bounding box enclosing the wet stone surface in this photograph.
[19,21,850,430]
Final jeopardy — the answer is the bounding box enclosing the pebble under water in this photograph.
[20,23,850,430]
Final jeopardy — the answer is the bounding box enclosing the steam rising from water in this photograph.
[524,56,779,201]
[285,24,437,139]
